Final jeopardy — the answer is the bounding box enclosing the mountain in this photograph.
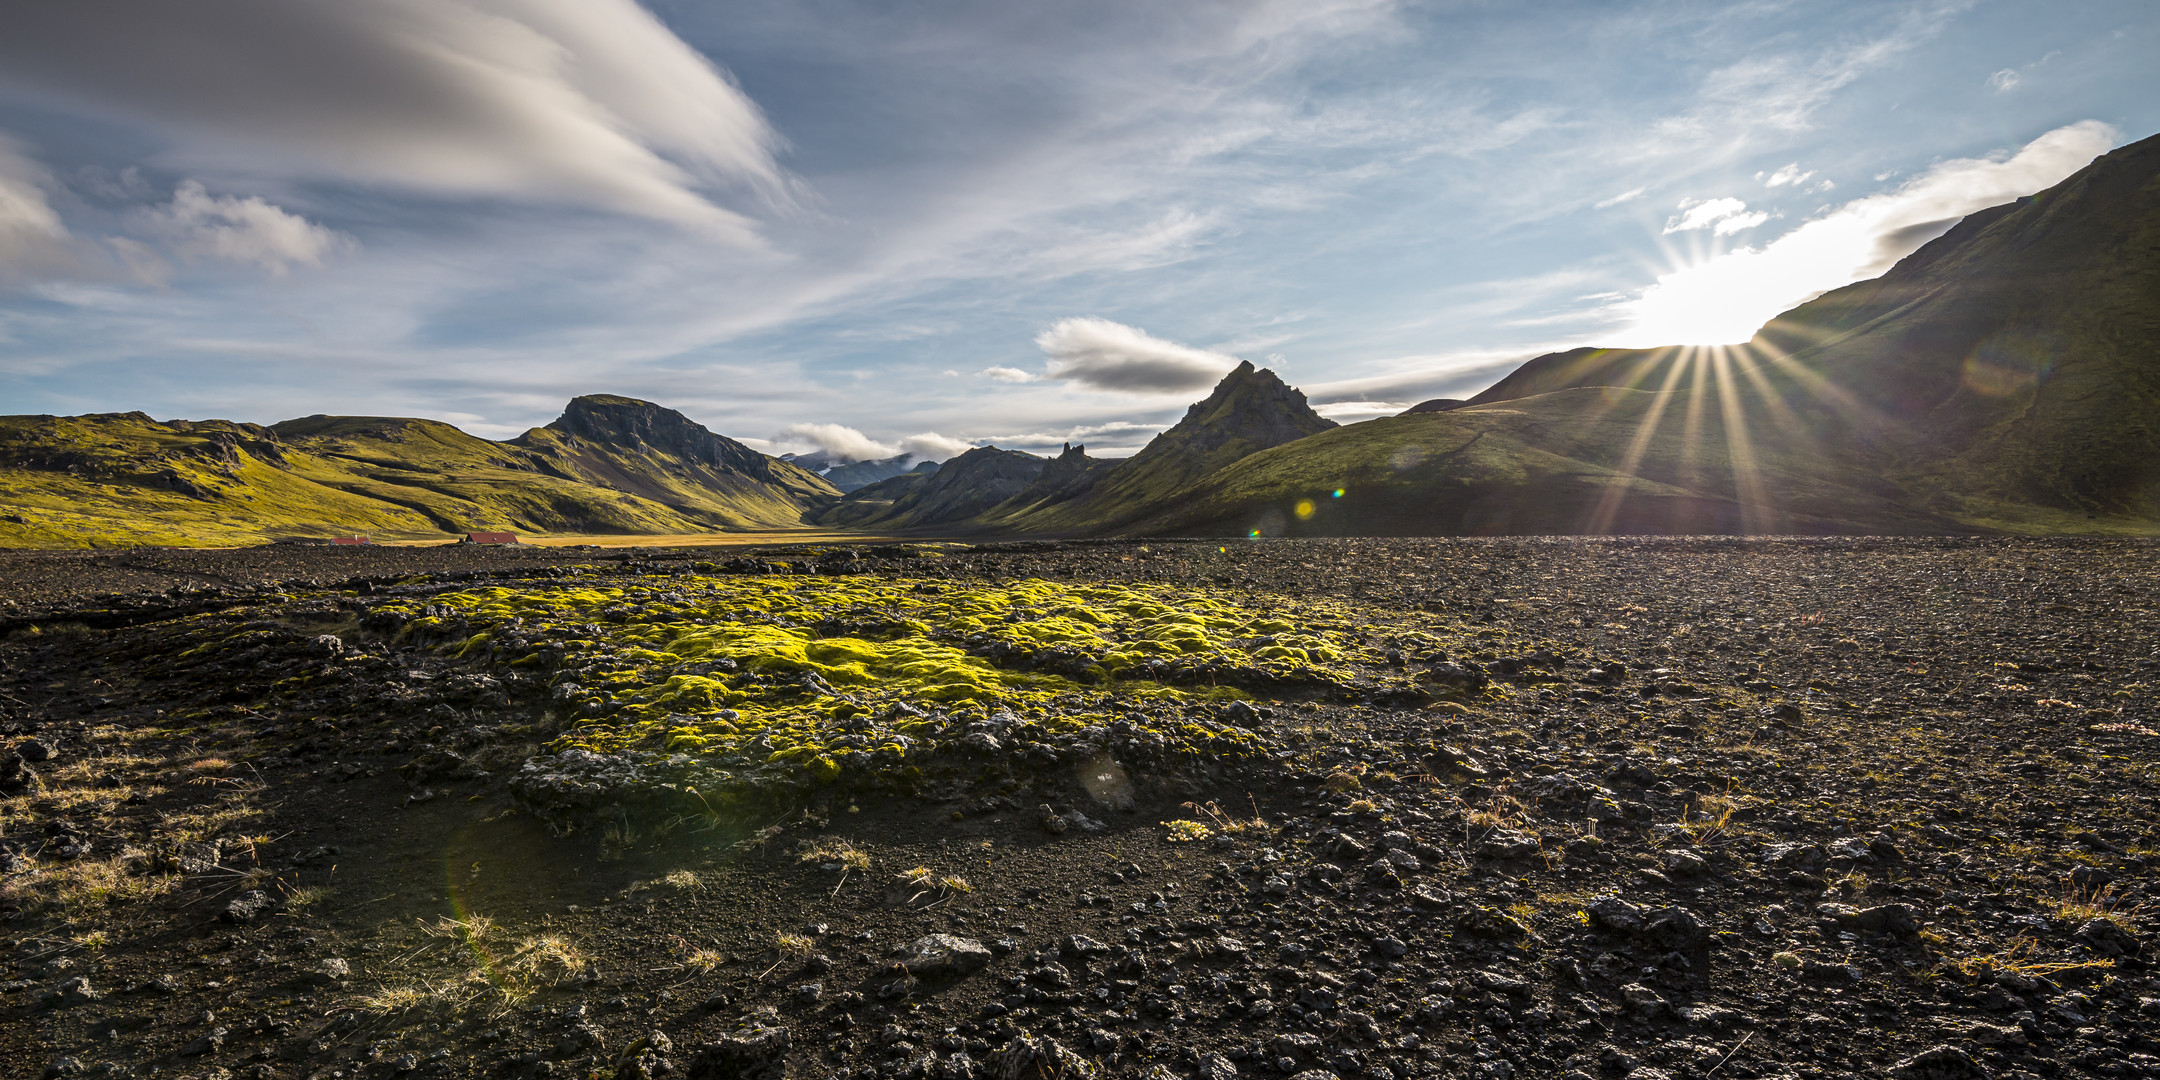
[988,362,1337,533]
[1064,131,2160,537]
[779,451,940,493]
[0,396,839,548]
[813,447,1043,531]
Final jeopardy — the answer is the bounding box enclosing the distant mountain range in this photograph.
[0,395,838,547]
[3,132,2154,548]
[779,452,938,493]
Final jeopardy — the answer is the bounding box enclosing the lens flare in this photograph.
[1293,499,1316,520]
[1331,489,1344,498]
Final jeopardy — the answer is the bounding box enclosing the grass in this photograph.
[1942,935,2115,981]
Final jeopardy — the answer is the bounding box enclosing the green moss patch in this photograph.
[357,573,1474,800]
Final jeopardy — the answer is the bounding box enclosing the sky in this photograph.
[0,1,2154,461]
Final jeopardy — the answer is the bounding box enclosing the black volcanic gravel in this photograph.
[0,537,2156,1080]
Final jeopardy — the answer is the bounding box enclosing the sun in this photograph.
[1609,250,1786,347]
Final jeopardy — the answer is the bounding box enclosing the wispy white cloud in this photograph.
[1611,120,2118,346]
[897,432,974,460]
[138,181,351,276]
[779,421,895,462]
[980,366,1036,383]
[1594,187,1647,209]
[0,137,73,282]
[1664,197,1757,234]
[0,0,789,239]
[1032,316,1241,393]
[1758,163,1814,187]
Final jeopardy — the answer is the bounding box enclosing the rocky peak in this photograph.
[539,395,769,474]
[1157,361,1336,457]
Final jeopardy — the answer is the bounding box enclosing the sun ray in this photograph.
[1708,348,1775,533]
[1585,345,1695,534]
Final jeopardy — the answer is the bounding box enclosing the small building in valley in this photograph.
[464,531,519,545]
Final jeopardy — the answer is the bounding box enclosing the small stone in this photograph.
[986,1036,1096,1080]
[685,1023,790,1080]
[1887,1044,1987,1080]
[1660,849,1709,878]
[2073,918,2140,957]
[1199,1052,1238,1080]
[1619,983,1668,1017]
[179,1027,228,1056]
[901,935,992,978]
[221,889,276,923]
[1061,935,1110,957]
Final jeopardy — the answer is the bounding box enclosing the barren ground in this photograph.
[1,537,2155,1080]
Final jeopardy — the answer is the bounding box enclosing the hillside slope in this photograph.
[1065,132,2160,537]
[0,397,838,548]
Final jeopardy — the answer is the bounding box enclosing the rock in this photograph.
[1199,1052,1238,1080]
[1585,897,1643,934]
[2073,918,2140,957]
[17,739,52,762]
[1641,906,1710,950]
[1454,907,1530,939]
[1619,983,1669,1018]
[179,1027,228,1055]
[1887,1045,1987,1080]
[901,935,992,978]
[986,1036,1096,1080]
[221,889,277,923]
[1819,902,1919,936]
[1038,804,1068,835]
[38,977,101,1008]
[1061,935,1110,957]
[1660,849,1709,878]
[685,1023,790,1080]
[1964,1022,2027,1047]
[1409,885,1453,911]
[1476,829,1538,860]
[1761,842,1826,873]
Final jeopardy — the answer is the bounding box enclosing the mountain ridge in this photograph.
[0,396,839,548]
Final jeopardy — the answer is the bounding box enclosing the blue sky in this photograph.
[0,0,2154,460]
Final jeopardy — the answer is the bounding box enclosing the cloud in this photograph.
[0,0,787,239]
[1594,187,1646,209]
[1033,316,1241,393]
[1312,400,1412,422]
[138,181,351,275]
[1759,163,1814,187]
[1988,68,2021,92]
[0,137,74,281]
[897,432,974,460]
[1610,120,2118,346]
[780,422,895,462]
[980,366,1036,383]
[1664,197,1755,234]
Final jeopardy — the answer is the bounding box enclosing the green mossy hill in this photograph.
[982,362,1337,533]
[1026,132,2160,538]
[0,396,840,549]
[1098,385,1959,537]
[812,446,1045,530]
